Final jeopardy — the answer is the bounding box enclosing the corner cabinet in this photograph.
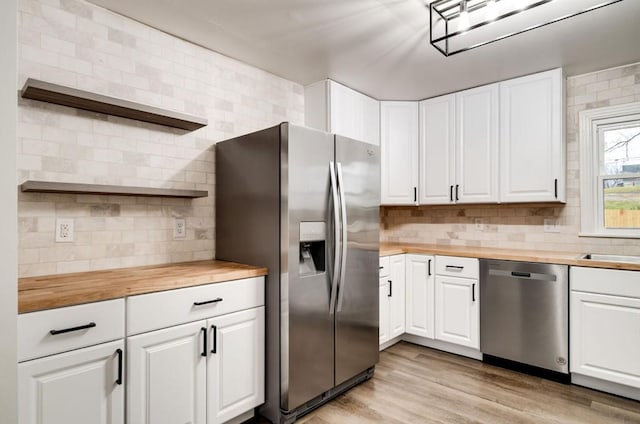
[380,101,419,205]
[405,254,435,338]
[379,255,406,347]
[304,79,380,145]
[500,68,565,202]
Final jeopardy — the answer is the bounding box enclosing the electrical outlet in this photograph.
[544,219,560,233]
[474,218,484,231]
[55,218,74,242]
[173,218,186,239]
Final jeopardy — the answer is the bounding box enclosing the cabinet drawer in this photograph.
[571,267,640,298]
[127,276,265,335]
[18,299,125,362]
[435,255,479,279]
[379,256,390,277]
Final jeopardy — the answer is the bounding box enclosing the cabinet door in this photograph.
[389,255,406,339]
[571,291,640,388]
[405,255,435,338]
[379,278,390,345]
[127,321,207,424]
[208,307,265,424]
[381,101,419,205]
[500,69,564,202]
[329,81,380,146]
[18,340,124,424]
[435,275,479,349]
[455,84,499,204]
[418,95,455,205]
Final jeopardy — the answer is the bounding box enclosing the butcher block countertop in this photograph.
[380,242,640,272]
[18,260,268,313]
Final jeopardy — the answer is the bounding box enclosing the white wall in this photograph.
[0,0,18,421]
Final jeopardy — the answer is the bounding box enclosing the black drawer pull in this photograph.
[445,265,464,271]
[193,298,223,306]
[211,325,218,354]
[511,271,531,278]
[116,348,123,385]
[50,322,96,335]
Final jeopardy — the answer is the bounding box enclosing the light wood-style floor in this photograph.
[256,342,640,423]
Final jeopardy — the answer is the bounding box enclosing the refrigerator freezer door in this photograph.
[281,125,336,412]
[334,136,380,385]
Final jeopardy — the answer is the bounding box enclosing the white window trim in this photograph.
[579,101,640,238]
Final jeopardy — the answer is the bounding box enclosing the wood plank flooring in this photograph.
[256,342,640,423]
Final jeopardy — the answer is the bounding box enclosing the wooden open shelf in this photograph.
[21,78,208,131]
[20,180,208,198]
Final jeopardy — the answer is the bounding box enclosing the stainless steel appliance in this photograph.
[215,123,380,423]
[480,260,569,377]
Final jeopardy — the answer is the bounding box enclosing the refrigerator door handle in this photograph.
[329,161,341,314]
[336,162,348,312]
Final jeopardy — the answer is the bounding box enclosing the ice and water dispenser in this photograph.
[299,222,326,276]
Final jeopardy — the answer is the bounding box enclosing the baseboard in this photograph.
[232,409,254,424]
[402,334,483,360]
[572,373,640,402]
[379,335,403,351]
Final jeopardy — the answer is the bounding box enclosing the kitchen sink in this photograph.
[580,253,640,264]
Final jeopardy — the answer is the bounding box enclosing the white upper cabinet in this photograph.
[380,101,419,205]
[455,84,499,204]
[304,79,380,145]
[500,68,565,202]
[418,95,455,205]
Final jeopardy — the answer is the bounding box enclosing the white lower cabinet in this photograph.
[379,255,405,346]
[433,256,480,350]
[571,267,640,393]
[434,275,479,349]
[208,307,265,424]
[127,321,207,424]
[19,339,125,424]
[127,275,265,424]
[405,254,435,339]
[128,307,265,424]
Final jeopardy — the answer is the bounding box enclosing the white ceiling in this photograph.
[87,0,640,100]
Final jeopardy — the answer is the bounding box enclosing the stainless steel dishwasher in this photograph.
[480,259,569,378]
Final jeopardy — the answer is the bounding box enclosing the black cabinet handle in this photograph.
[201,327,207,357]
[450,185,453,202]
[50,322,96,335]
[472,283,476,302]
[554,179,558,199]
[193,298,223,306]
[116,348,123,385]
[428,259,432,276]
[211,325,217,354]
[413,187,417,203]
[388,280,392,297]
[455,184,459,201]
[445,265,464,271]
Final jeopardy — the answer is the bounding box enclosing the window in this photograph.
[580,102,640,237]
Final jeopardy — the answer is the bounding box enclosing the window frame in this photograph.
[579,101,640,238]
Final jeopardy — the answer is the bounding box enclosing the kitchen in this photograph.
[1,0,640,423]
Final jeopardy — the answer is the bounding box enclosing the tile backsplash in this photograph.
[17,0,304,277]
[382,62,640,256]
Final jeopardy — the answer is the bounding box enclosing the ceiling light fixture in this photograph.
[429,0,625,57]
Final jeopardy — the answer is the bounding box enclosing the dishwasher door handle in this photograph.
[488,268,557,282]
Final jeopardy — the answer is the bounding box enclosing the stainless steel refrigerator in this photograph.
[215,123,380,423]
